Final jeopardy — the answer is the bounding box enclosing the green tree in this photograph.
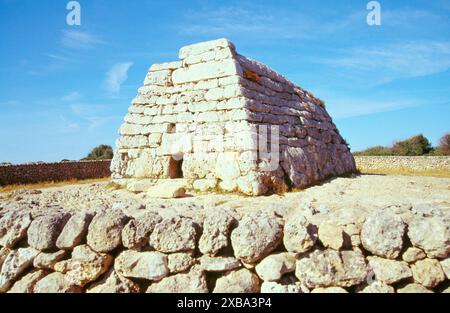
[353,146,393,156]
[83,144,114,160]
[439,133,450,156]
[391,134,432,156]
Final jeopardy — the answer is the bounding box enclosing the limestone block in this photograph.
[149,61,182,72]
[179,38,235,59]
[172,59,241,85]
[144,69,172,86]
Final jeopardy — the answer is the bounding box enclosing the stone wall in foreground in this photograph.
[355,156,450,173]
[0,160,112,186]
[0,206,448,293]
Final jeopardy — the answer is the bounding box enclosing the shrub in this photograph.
[391,134,432,156]
[83,145,113,160]
[353,146,393,156]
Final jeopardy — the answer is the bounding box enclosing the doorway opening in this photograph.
[169,156,183,178]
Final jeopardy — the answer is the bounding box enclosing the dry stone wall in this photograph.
[0,206,448,293]
[0,160,111,186]
[111,38,356,195]
[355,156,450,173]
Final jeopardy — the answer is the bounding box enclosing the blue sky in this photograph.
[0,0,449,163]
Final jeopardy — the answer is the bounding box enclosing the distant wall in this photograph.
[354,156,450,173]
[0,160,112,186]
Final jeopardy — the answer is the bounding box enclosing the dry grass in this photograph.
[357,167,450,178]
[0,177,111,193]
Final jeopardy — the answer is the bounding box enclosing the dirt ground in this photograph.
[1,175,449,223]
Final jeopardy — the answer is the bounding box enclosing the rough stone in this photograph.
[87,211,130,253]
[397,283,433,293]
[213,268,260,293]
[34,272,82,293]
[402,247,426,263]
[200,256,241,272]
[408,216,450,259]
[122,212,162,250]
[146,180,187,199]
[33,250,66,270]
[0,211,32,248]
[311,287,348,293]
[7,270,47,293]
[255,253,296,282]
[367,256,412,285]
[0,247,39,292]
[115,250,168,281]
[283,213,318,254]
[56,212,94,249]
[87,270,141,293]
[359,281,395,293]
[27,212,71,250]
[168,252,195,274]
[231,212,283,263]
[411,258,446,288]
[199,211,236,256]
[261,281,306,293]
[318,221,344,250]
[440,258,450,279]
[147,265,208,293]
[360,211,405,259]
[149,216,197,253]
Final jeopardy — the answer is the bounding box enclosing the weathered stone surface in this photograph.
[87,270,140,293]
[172,59,240,84]
[34,272,82,293]
[261,281,306,293]
[360,211,405,259]
[440,258,450,279]
[213,268,260,293]
[168,252,195,274]
[54,245,112,287]
[255,253,296,282]
[318,221,344,250]
[411,259,446,288]
[295,250,368,288]
[147,266,208,293]
[0,247,11,269]
[7,270,47,293]
[408,216,450,259]
[402,247,426,263]
[283,213,318,254]
[0,211,32,248]
[311,287,348,293]
[87,211,130,253]
[397,283,433,293]
[34,250,66,270]
[149,216,197,253]
[122,212,162,250]
[359,281,395,293]
[27,212,71,250]
[199,211,236,256]
[56,212,94,249]
[0,247,39,292]
[115,250,168,281]
[367,256,412,285]
[231,212,283,263]
[146,180,186,199]
[200,256,241,272]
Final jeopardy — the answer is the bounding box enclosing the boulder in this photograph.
[295,250,368,288]
[397,283,433,293]
[147,266,208,293]
[408,216,450,259]
[440,258,450,279]
[87,270,141,293]
[367,256,412,285]
[359,281,395,293]
[146,180,186,199]
[200,256,241,272]
[56,212,94,249]
[7,270,47,293]
[34,250,66,270]
[360,210,405,259]
[231,212,283,263]
[255,253,296,282]
[87,211,130,253]
[168,252,195,274]
[0,247,11,269]
[0,211,32,248]
[199,211,236,256]
[115,250,168,281]
[121,212,162,250]
[402,247,426,263]
[0,247,39,292]
[318,221,344,250]
[34,272,82,293]
[283,213,318,254]
[27,212,71,250]
[411,258,446,288]
[54,245,113,287]
[213,268,260,293]
[149,216,197,253]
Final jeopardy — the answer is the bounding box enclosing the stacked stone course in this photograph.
[111,38,356,195]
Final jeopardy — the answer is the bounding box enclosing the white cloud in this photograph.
[103,62,133,97]
[61,30,104,49]
[61,91,81,102]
